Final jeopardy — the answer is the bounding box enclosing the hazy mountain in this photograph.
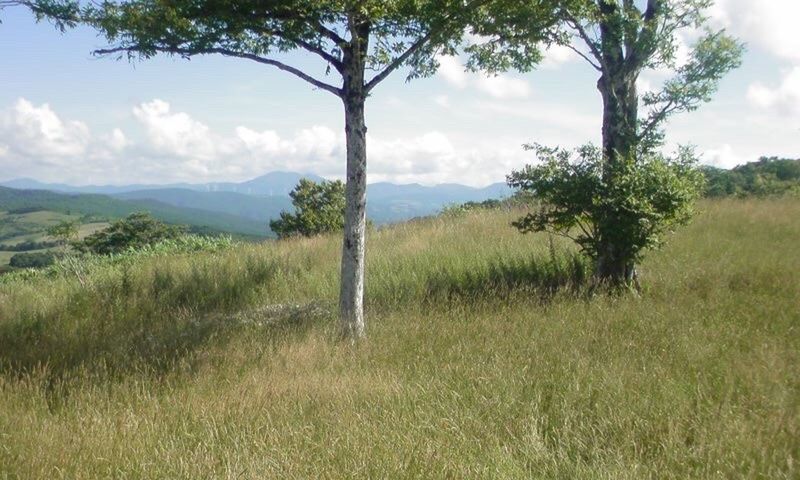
[114,189,293,224]
[1,172,326,196]
[1,173,514,229]
[0,186,268,238]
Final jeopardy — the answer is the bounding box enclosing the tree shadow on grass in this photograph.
[424,252,590,305]
[0,255,331,399]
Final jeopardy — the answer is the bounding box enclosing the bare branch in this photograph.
[564,12,608,72]
[564,42,602,71]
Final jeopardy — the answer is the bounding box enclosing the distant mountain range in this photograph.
[0,172,329,196]
[0,172,513,237]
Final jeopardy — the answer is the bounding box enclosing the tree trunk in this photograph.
[339,41,368,340]
[595,70,640,288]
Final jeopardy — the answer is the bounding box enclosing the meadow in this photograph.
[0,209,109,271]
[0,198,797,478]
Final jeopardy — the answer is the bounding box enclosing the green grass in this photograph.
[0,198,798,478]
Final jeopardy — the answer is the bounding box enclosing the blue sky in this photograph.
[0,0,797,187]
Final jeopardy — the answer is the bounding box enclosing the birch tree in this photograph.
[81,0,531,339]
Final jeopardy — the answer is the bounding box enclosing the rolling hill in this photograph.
[0,187,268,238]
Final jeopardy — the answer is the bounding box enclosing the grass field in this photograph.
[0,198,798,478]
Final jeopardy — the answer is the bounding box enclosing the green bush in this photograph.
[509,144,705,285]
[8,251,58,269]
[75,212,187,255]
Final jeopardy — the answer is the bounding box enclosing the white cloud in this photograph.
[702,144,747,169]
[0,98,535,186]
[106,128,129,152]
[132,99,234,161]
[541,44,577,69]
[711,0,800,63]
[0,98,90,159]
[0,99,132,181]
[475,75,531,100]
[434,95,450,108]
[436,55,532,99]
[747,67,800,116]
[436,55,469,89]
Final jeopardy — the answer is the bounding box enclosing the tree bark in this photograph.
[595,67,640,288]
[338,34,368,340]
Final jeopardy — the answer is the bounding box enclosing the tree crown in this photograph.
[85,0,506,97]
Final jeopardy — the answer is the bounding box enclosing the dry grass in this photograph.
[0,198,798,478]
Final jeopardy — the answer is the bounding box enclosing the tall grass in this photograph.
[0,199,798,478]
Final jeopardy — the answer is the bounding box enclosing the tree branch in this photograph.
[564,43,602,71]
[365,0,490,92]
[364,29,434,92]
[94,45,343,97]
[291,37,342,71]
[564,12,608,72]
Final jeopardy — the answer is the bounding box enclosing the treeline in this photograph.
[0,239,60,252]
[703,157,800,197]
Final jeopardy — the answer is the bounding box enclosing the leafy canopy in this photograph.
[508,144,705,264]
[555,0,743,151]
[270,179,346,239]
[85,0,507,97]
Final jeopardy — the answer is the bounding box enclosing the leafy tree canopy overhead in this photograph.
[84,0,548,97]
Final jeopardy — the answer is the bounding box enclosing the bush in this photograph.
[9,251,58,269]
[0,240,60,252]
[7,206,45,215]
[508,144,705,286]
[75,212,187,255]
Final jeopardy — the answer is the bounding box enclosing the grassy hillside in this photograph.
[0,199,798,478]
[0,186,268,238]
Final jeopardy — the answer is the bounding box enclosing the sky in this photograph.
[0,0,798,187]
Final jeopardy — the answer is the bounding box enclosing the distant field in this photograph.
[0,211,109,268]
[0,198,798,478]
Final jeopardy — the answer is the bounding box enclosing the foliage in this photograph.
[6,206,45,215]
[508,144,705,267]
[75,212,187,255]
[0,239,60,252]
[270,179,346,239]
[703,157,800,197]
[80,0,507,98]
[46,219,80,245]
[8,251,58,269]
[545,0,744,154]
[441,199,502,217]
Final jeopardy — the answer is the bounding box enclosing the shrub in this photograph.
[9,251,58,269]
[75,212,187,255]
[508,144,705,286]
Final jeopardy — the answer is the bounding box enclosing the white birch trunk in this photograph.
[339,40,368,339]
